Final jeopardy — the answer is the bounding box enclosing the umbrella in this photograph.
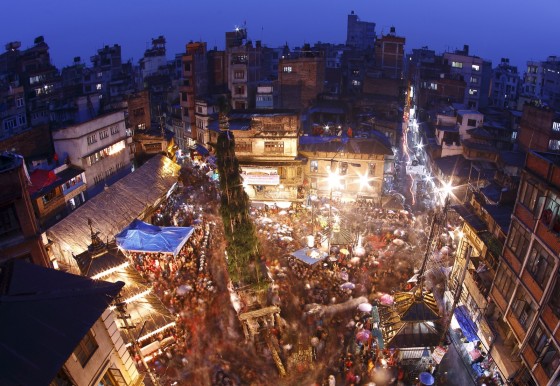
[419,372,435,386]
[358,303,373,312]
[379,293,394,305]
[341,282,355,290]
[392,238,405,246]
[176,284,192,296]
[355,329,372,342]
[340,248,350,255]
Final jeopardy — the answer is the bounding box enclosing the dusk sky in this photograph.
[4,0,560,70]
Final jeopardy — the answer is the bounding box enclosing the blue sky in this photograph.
[3,0,559,70]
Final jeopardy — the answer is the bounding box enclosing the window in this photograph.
[451,61,463,69]
[550,274,560,318]
[63,175,83,190]
[16,97,24,108]
[352,80,361,86]
[264,141,284,154]
[467,118,477,127]
[529,322,549,356]
[234,70,245,79]
[507,220,531,261]
[540,344,560,377]
[339,162,348,175]
[234,85,245,95]
[494,263,516,300]
[110,125,119,135]
[235,141,252,152]
[96,83,102,91]
[3,118,16,130]
[41,189,59,205]
[183,62,191,72]
[541,192,560,232]
[519,180,545,215]
[511,286,537,329]
[283,66,293,73]
[369,163,376,176]
[133,107,144,117]
[87,134,97,145]
[470,76,479,84]
[553,122,560,132]
[99,130,109,140]
[0,205,21,240]
[472,64,480,71]
[549,140,560,151]
[17,114,26,126]
[310,160,318,173]
[74,330,98,367]
[98,368,128,386]
[469,88,479,96]
[526,242,554,287]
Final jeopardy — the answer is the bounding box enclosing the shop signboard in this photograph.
[241,167,280,186]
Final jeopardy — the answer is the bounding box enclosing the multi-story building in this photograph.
[52,110,132,196]
[228,109,303,204]
[444,45,492,110]
[127,89,151,132]
[491,58,520,109]
[28,163,87,228]
[278,47,325,110]
[298,136,392,202]
[491,150,560,385]
[227,37,271,110]
[346,10,376,50]
[194,98,219,148]
[374,27,405,79]
[0,152,50,266]
[521,57,560,111]
[517,103,560,153]
[180,41,208,147]
[139,36,167,80]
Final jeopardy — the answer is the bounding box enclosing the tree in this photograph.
[215,126,267,288]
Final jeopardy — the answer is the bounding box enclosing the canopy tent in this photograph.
[46,155,180,272]
[453,305,479,342]
[116,219,193,256]
[291,247,328,267]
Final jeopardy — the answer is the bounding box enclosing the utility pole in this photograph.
[115,300,160,386]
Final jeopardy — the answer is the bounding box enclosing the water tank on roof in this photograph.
[5,41,21,51]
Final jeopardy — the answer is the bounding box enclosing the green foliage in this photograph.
[216,129,267,287]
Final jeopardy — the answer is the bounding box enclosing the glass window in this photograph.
[494,263,516,300]
[519,180,545,215]
[526,242,554,287]
[264,141,284,154]
[529,322,549,355]
[472,64,480,71]
[310,160,318,173]
[74,330,98,367]
[451,61,463,69]
[540,344,560,377]
[550,273,560,318]
[507,220,531,261]
[511,286,537,329]
[283,66,292,73]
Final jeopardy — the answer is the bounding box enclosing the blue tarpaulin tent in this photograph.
[454,305,479,342]
[116,219,194,256]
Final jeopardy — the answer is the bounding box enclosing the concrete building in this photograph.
[444,45,492,110]
[278,47,325,110]
[139,36,167,80]
[346,11,376,50]
[517,103,560,153]
[374,27,405,79]
[28,163,87,228]
[52,110,132,196]
[227,109,303,204]
[491,58,520,109]
[180,41,209,148]
[0,152,50,266]
[490,150,560,385]
[521,57,560,111]
[298,136,393,202]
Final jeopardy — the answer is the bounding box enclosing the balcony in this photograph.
[464,269,492,304]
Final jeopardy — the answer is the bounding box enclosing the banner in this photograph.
[431,346,448,365]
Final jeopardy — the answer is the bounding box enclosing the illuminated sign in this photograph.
[241,167,280,185]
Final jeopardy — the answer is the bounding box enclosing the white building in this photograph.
[52,111,132,195]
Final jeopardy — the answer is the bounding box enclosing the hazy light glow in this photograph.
[327,171,341,190]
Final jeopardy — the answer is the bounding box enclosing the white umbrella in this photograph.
[393,238,405,246]
[358,302,373,312]
[176,284,192,296]
[340,282,355,290]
